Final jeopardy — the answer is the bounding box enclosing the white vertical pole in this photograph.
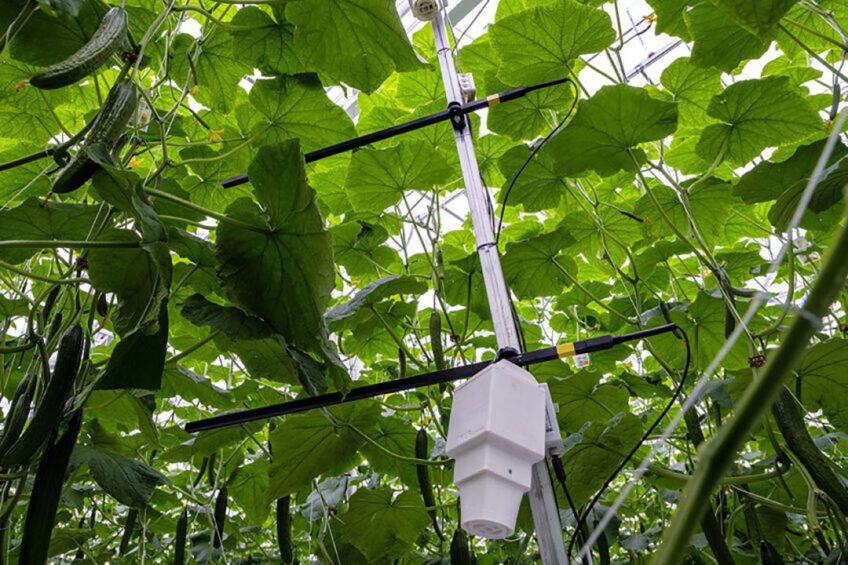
[431,12,568,564]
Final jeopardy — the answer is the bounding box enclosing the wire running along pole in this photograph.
[574,109,848,562]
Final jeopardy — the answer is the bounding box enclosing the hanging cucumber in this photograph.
[449,528,474,565]
[29,7,128,90]
[95,292,109,318]
[52,79,139,194]
[119,508,138,556]
[0,374,36,460]
[416,428,443,540]
[276,496,294,564]
[73,508,97,561]
[18,409,83,565]
[41,285,61,324]
[174,507,188,565]
[212,486,228,549]
[760,540,784,565]
[429,311,445,371]
[0,324,83,469]
[206,451,218,487]
[398,347,406,380]
[192,456,208,488]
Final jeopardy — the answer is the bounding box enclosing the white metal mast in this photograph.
[430,10,569,564]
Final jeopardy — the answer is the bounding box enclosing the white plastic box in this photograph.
[446,361,547,539]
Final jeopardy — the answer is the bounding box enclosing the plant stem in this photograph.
[0,259,86,284]
[368,306,426,369]
[0,340,36,354]
[778,23,848,83]
[346,423,447,466]
[652,206,848,564]
[0,240,140,249]
[0,0,36,54]
[552,258,634,324]
[145,188,264,232]
[165,330,221,365]
[783,17,847,51]
[0,148,54,172]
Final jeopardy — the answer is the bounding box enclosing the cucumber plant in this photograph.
[0,0,847,563]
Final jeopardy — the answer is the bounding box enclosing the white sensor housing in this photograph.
[446,361,546,539]
[409,0,447,21]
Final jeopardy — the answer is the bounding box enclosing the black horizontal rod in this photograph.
[185,349,556,433]
[184,322,676,433]
[220,77,572,189]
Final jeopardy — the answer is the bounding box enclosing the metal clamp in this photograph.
[448,101,466,132]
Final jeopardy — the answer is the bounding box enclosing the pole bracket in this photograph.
[494,346,520,362]
[448,101,466,132]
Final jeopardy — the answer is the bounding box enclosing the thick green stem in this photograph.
[0,259,86,284]
[0,240,139,249]
[369,306,425,369]
[0,148,53,172]
[146,188,263,232]
[552,258,634,324]
[165,330,221,365]
[652,209,848,564]
[777,23,848,83]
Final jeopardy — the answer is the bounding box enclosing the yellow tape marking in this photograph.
[487,94,501,107]
[556,343,576,358]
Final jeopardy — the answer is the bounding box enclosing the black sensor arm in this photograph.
[185,324,677,433]
[220,77,572,189]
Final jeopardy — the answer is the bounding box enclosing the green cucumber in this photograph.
[192,456,208,488]
[174,508,188,565]
[119,508,138,556]
[46,312,63,344]
[449,528,474,565]
[416,428,443,540]
[206,451,217,487]
[213,486,228,549]
[52,79,139,194]
[96,293,108,318]
[41,285,61,324]
[51,155,99,196]
[0,374,35,460]
[276,496,294,564]
[74,508,97,561]
[430,311,445,371]
[759,540,784,564]
[18,409,83,565]
[0,324,83,469]
[30,7,128,90]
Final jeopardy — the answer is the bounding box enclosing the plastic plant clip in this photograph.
[446,360,547,539]
[458,73,476,103]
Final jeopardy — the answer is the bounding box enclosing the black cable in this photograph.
[552,456,584,539]
[495,79,578,245]
[564,326,691,562]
